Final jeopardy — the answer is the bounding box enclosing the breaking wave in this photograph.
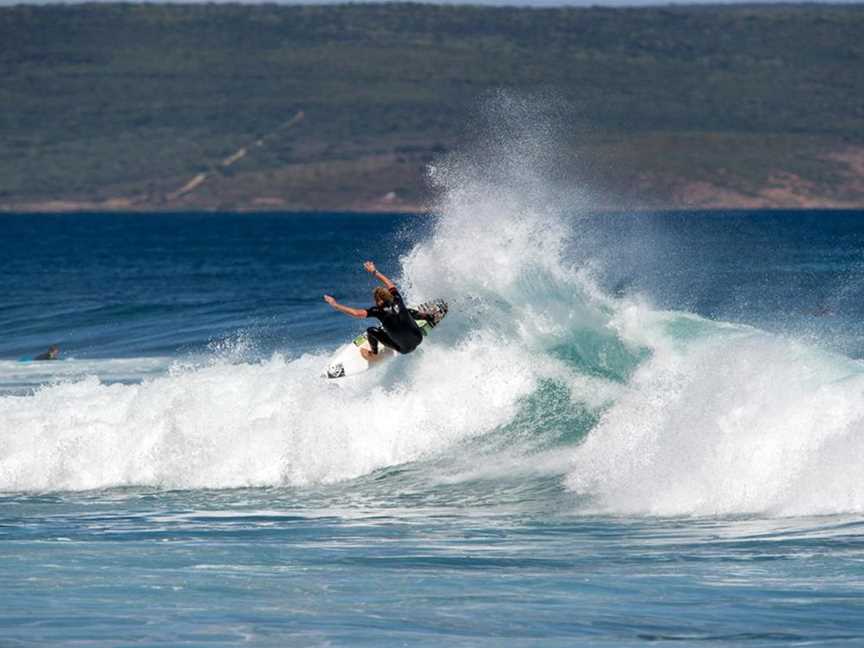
[2,97,863,519]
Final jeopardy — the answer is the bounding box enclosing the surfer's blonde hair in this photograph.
[374,287,394,304]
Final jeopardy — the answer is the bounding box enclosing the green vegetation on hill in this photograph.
[1,3,863,210]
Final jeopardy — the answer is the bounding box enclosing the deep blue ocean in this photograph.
[2,207,864,646]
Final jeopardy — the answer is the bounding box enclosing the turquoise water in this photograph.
[2,204,864,645]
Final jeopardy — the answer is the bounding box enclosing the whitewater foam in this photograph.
[566,311,864,517]
[0,327,551,492]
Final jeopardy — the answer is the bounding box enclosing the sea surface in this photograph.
[2,206,864,646]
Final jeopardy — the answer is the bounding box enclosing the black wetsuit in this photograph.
[365,287,430,354]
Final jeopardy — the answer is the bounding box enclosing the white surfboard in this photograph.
[324,299,448,379]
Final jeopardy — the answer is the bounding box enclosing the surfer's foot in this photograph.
[360,348,378,361]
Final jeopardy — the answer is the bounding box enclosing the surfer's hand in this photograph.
[324,294,336,306]
[364,261,376,275]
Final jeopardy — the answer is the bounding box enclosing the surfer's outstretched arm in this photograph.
[324,295,367,319]
[364,261,396,290]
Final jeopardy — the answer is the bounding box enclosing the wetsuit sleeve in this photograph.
[365,306,381,319]
[389,286,407,308]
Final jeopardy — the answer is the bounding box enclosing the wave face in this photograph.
[3,99,864,518]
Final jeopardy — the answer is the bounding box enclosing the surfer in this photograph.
[33,345,60,361]
[324,261,433,360]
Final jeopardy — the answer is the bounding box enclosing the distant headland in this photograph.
[2,3,863,212]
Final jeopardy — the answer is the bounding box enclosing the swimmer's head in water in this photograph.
[373,287,394,307]
[48,345,59,359]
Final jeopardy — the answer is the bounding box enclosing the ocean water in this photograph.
[3,196,864,642]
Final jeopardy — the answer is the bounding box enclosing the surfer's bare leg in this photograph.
[360,347,385,362]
